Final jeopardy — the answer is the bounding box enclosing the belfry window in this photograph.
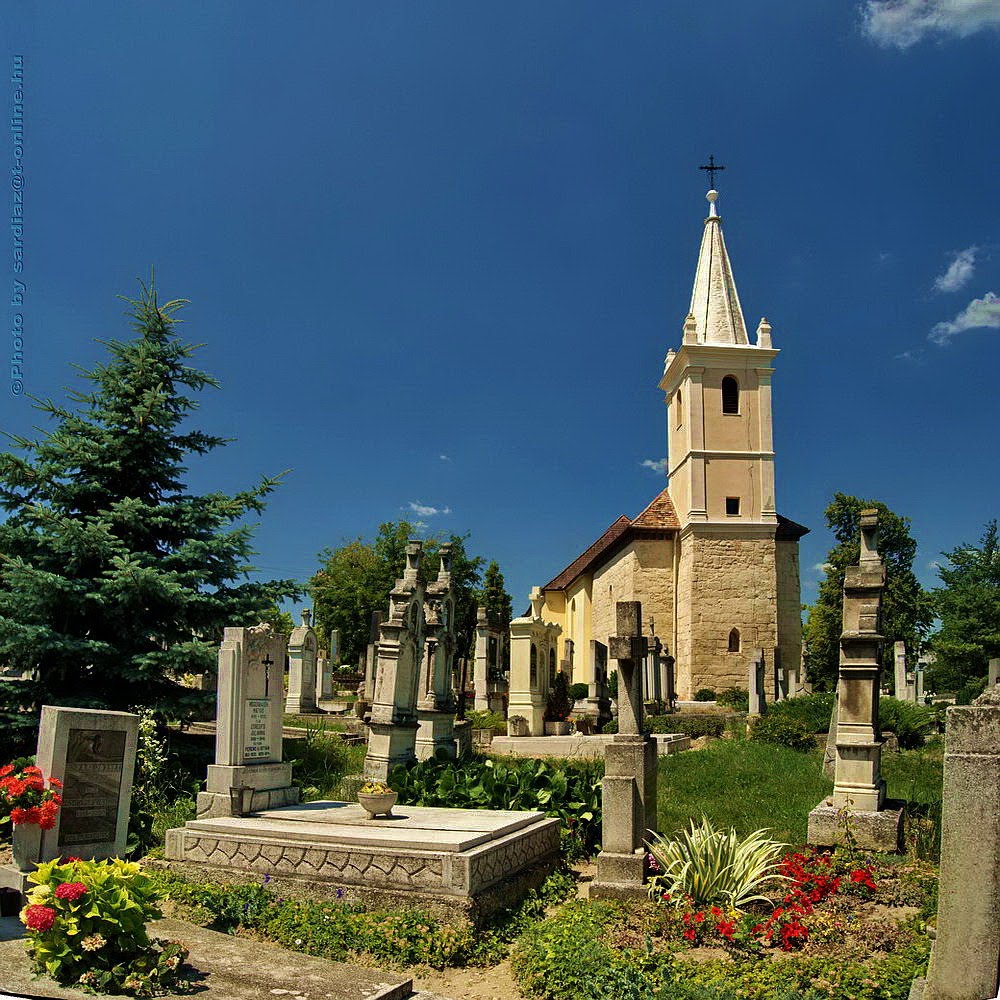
[722,376,739,414]
[728,628,741,653]
[726,496,741,516]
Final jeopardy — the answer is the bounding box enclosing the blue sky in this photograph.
[3,1,998,611]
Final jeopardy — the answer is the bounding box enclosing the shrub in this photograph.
[601,718,618,734]
[22,858,188,996]
[284,726,366,800]
[545,672,572,722]
[391,753,603,857]
[954,677,987,705]
[767,692,835,733]
[646,817,787,909]
[694,688,717,702]
[879,697,933,749]
[650,715,726,739]
[716,688,749,711]
[568,682,589,702]
[747,714,816,752]
[465,710,508,735]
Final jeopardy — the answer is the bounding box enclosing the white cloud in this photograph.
[812,562,833,574]
[406,501,451,517]
[861,0,1000,49]
[439,454,451,462]
[930,291,1000,344]
[641,458,668,474]
[895,348,926,363]
[933,246,978,293]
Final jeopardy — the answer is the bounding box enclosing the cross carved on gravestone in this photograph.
[609,602,648,736]
[261,652,274,694]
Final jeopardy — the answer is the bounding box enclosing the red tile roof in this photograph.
[630,486,681,531]
[542,515,632,592]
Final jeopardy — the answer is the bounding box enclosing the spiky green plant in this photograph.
[646,817,787,909]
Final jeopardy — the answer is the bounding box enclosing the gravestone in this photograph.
[989,657,999,688]
[329,628,341,665]
[2,706,138,887]
[315,649,333,702]
[473,606,505,712]
[363,542,426,780]
[748,649,767,716]
[772,646,787,703]
[285,609,319,715]
[585,639,613,727]
[893,640,908,700]
[591,602,658,899]
[913,690,1000,1000]
[644,633,663,703]
[416,543,458,760]
[197,623,299,819]
[507,587,562,736]
[808,511,902,851]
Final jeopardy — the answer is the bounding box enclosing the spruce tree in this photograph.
[0,281,297,751]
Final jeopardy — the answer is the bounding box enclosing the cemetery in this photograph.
[0,44,996,1000]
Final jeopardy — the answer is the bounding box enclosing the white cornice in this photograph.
[659,344,779,392]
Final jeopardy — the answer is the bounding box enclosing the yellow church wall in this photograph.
[705,459,767,520]
[700,369,763,453]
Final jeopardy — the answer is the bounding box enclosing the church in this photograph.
[535,186,807,700]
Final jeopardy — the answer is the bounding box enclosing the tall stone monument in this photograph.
[416,543,458,760]
[591,602,658,899]
[363,541,426,780]
[507,587,561,736]
[808,510,902,851]
[748,649,767,716]
[473,606,506,712]
[285,609,319,715]
[988,657,999,688]
[584,639,613,727]
[198,623,298,818]
[1,706,139,888]
[893,640,908,701]
[913,689,1000,1000]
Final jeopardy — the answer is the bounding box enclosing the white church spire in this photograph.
[687,188,749,345]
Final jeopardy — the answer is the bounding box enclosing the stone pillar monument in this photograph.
[748,649,766,716]
[473,607,505,712]
[363,542,426,781]
[198,624,299,818]
[915,688,1000,1000]
[591,602,658,899]
[416,544,458,761]
[988,657,999,688]
[507,587,561,736]
[772,646,787,703]
[808,510,903,851]
[893,641,908,701]
[285,609,319,715]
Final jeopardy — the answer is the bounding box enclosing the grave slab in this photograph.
[164,801,560,923]
[491,733,689,759]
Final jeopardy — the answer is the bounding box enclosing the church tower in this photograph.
[659,187,804,696]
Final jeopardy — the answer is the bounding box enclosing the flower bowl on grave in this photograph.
[358,790,397,820]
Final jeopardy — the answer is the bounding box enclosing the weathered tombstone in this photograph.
[315,649,333,703]
[416,543,458,760]
[585,639,613,727]
[1,706,139,887]
[748,649,767,716]
[591,602,658,899]
[329,628,341,665]
[663,652,677,712]
[645,633,663,703]
[893,640,908,700]
[808,511,902,851]
[772,646,787,703]
[473,606,505,712]
[989,657,1000,688]
[507,587,561,736]
[363,542,426,780]
[197,623,298,819]
[913,689,1000,1000]
[364,611,383,702]
[285,609,319,715]
[915,662,925,703]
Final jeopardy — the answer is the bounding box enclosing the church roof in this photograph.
[688,189,749,345]
[776,513,810,540]
[542,488,680,593]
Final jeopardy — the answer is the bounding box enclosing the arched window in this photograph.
[728,628,741,653]
[530,644,538,687]
[722,375,739,414]
[675,390,682,427]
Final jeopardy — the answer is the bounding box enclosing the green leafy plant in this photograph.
[649,715,726,739]
[878,697,933,748]
[716,688,749,711]
[646,817,787,909]
[545,671,573,722]
[767,692,835,733]
[465,709,508,735]
[568,682,589,702]
[390,753,602,856]
[747,714,816,752]
[21,858,188,996]
[694,688,717,702]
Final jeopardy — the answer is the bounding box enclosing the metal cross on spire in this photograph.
[699,154,725,189]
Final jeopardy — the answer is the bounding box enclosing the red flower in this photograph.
[0,764,13,777]
[55,882,88,902]
[63,856,82,863]
[716,920,736,939]
[48,777,62,789]
[710,905,722,917]
[24,905,56,932]
[682,927,696,941]
[693,911,705,923]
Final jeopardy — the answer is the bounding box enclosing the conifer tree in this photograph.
[0,281,297,751]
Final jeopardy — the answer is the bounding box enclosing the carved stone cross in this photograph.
[609,602,647,736]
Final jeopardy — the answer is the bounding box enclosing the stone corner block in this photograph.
[807,802,903,852]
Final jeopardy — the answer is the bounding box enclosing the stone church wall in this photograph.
[679,530,778,698]
[776,538,803,687]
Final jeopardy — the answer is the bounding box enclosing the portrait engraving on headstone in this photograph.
[58,728,127,849]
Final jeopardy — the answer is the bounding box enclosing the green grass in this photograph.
[883,740,944,805]
[657,739,832,846]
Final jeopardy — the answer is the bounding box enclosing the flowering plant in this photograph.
[358,781,393,795]
[21,857,189,997]
[0,762,63,829]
